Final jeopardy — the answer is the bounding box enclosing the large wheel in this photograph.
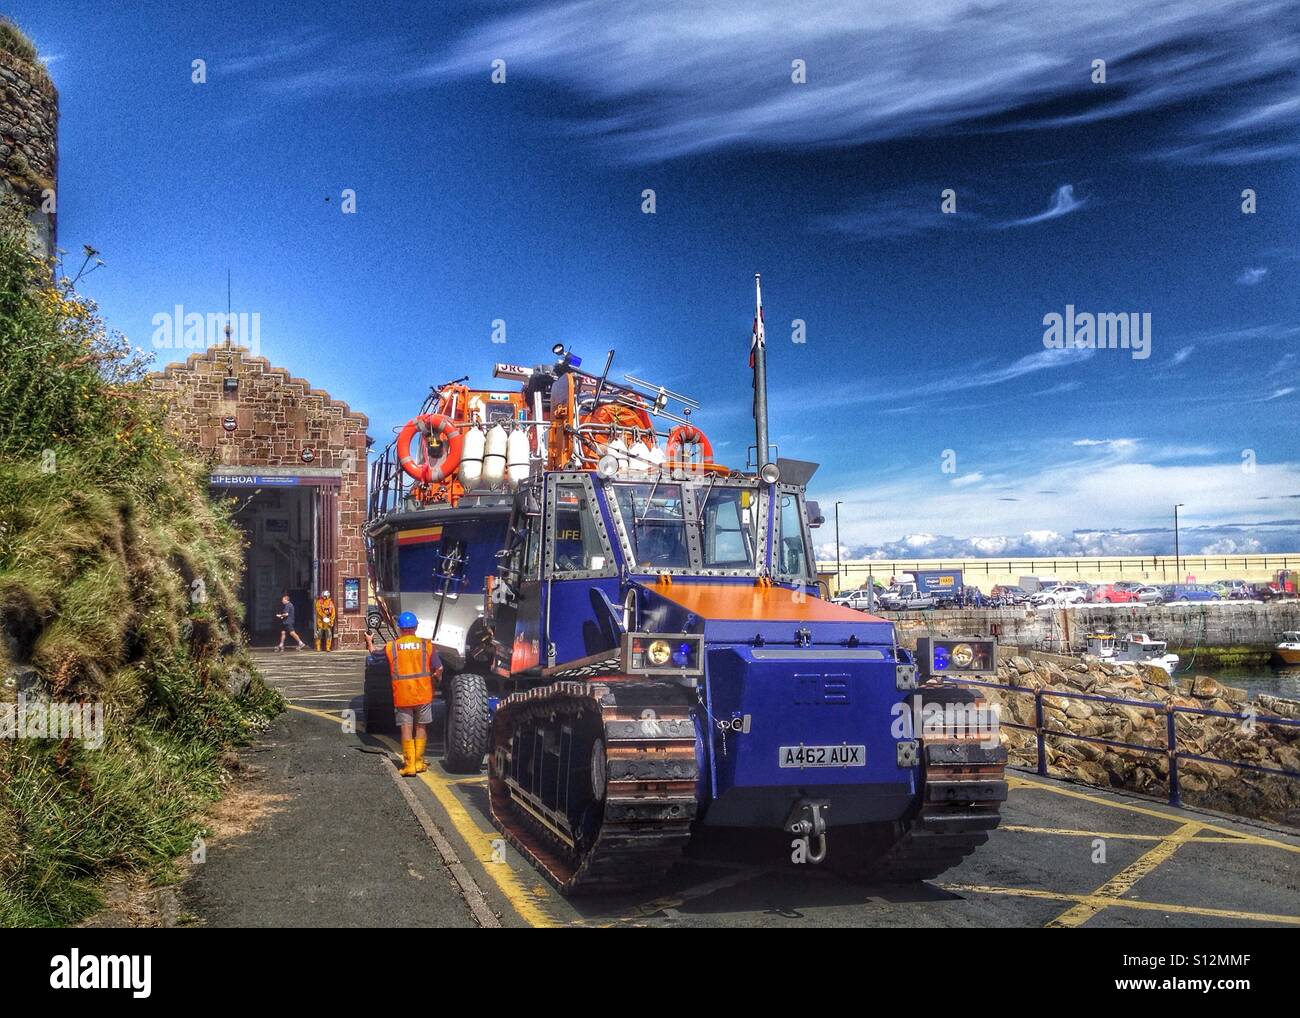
[363,655,396,735]
[442,670,489,773]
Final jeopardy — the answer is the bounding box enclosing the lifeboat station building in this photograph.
[149,345,371,648]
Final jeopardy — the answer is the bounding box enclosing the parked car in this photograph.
[887,590,936,610]
[1134,585,1165,604]
[1031,584,1090,606]
[832,588,879,611]
[1166,584,1223,603]
[1112,581,1145,593]
[1095,583,1139,603]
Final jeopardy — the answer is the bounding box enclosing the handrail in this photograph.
[945,676,1300,807]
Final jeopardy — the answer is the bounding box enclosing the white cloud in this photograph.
[1001,185,1087,228]
[1236,266,1269,285]
[1072,438,1137,449]
[951,472,984,487]
[1264,386,1296,401]
[425,1,1300,161]
[1171,344,1195,365]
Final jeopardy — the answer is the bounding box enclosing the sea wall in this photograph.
[889,602,1300,662]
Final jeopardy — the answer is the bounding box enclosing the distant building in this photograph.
[149,345,371,647]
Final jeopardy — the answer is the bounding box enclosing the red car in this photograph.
[1096,583,1139,603]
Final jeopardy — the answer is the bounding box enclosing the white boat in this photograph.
[1084,631,1179,675]
[1273,631,1300,667]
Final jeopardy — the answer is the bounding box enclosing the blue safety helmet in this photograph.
[397,611,419,629]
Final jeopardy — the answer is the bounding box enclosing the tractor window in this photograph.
[613,482,690,570]
[699,487,758,569]
[777,492,812,578]
[550,483,608,574]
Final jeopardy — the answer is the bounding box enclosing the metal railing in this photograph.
[946,677,1300,807]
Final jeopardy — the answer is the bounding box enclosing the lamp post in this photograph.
[834,500,844,592]
[1174,503,1184,585]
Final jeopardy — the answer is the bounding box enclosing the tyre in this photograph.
[363,654,396,735]
[442,670,489,773]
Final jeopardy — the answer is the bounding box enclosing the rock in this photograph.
[1259,695,1300,721]
[1190,675,1221,698]
[1066,700,1095,721]
[1012,656,1034,674]
[1217,683,1248,703]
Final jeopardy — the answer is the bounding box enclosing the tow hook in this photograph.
[786,799,830,864]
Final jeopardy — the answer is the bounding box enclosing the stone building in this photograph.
[0,23,58,259]
[149,345,371,648]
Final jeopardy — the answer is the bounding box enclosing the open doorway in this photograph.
[215,483,317,646]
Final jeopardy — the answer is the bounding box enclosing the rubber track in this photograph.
[487,679,698,894]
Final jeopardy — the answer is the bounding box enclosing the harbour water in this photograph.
[1189,664,1300,702]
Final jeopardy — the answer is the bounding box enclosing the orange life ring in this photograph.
[397,414,464,484]
[578,402,655,464]
[666,424,713,463]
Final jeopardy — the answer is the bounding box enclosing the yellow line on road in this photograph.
[1002,825,1248,844]
[1047,821,1202,928]
[1009,774,1300,853]
[373,734,564,929]
[947,883,1300,926]
[288,703,564,927]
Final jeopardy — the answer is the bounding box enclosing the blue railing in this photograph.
[945,677,1300,807]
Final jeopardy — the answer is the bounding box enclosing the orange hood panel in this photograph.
[650,582,886,623]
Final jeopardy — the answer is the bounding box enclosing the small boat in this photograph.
[1273,631,1300,666]
[1084,631,1179,674]
[1114,632,1180,674]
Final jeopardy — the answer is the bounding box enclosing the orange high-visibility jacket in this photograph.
[315,597,336,626]
[384,636,439,707]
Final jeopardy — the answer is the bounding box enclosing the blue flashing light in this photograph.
[671,643,692,668]
[569,355,582,367]
[932,646,950,671]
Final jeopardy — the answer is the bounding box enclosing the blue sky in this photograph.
[11,0,1300,558]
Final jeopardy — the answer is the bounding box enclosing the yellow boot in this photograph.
[314,636,321,651]
[413,735,428,773]
[399,739,419,776]
[325,635,332,651]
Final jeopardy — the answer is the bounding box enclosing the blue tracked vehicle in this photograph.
[480,336,1008,893]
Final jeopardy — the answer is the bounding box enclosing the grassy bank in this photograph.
[0,194,282,926]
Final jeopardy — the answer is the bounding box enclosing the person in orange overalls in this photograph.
[371,611,442,776]
[313,590,337,651]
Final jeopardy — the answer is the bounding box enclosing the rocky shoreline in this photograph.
[965,649,1300,827]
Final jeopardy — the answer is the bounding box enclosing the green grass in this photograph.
[0,192,284,926]
[0,19,39,65]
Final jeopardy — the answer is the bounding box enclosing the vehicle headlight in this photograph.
[647,639,672,666]
[622,632,704,675]
[950,643,975,668]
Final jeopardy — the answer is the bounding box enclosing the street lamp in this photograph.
[1174,503,1184,584]
[834,501,844,590]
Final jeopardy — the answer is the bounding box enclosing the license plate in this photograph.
[778,744,866,768]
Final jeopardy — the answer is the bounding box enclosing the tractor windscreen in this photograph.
[697,485,759,569]
[612,482,690,569]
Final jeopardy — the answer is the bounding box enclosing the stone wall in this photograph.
[0,46,57,258]
[890,602,1300,658]
[148,345,371,647]
[966,649,1300,827]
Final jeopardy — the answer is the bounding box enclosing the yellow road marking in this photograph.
[947,883,1300,926]
[1003,825,1248,844]
[288,703,565,927]
[1009,774,1300,853]
[373,734,564,929]
[1047,821,1202,928]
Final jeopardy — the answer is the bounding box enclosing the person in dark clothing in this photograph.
[276,592,307,651]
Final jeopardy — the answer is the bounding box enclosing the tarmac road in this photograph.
[188,649,1300,928]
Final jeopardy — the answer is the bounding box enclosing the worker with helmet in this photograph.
[314,590,337,651]
[368,611,442,776]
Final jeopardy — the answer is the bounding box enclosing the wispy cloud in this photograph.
[1236,266,1268,285]
[1170,344,1195,366]
[1001,184,1087,228]
[424,1,1300,162]
[1264,386,1297,401]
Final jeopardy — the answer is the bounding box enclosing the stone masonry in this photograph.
[0,44,58,258]
[148,345,371,647]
